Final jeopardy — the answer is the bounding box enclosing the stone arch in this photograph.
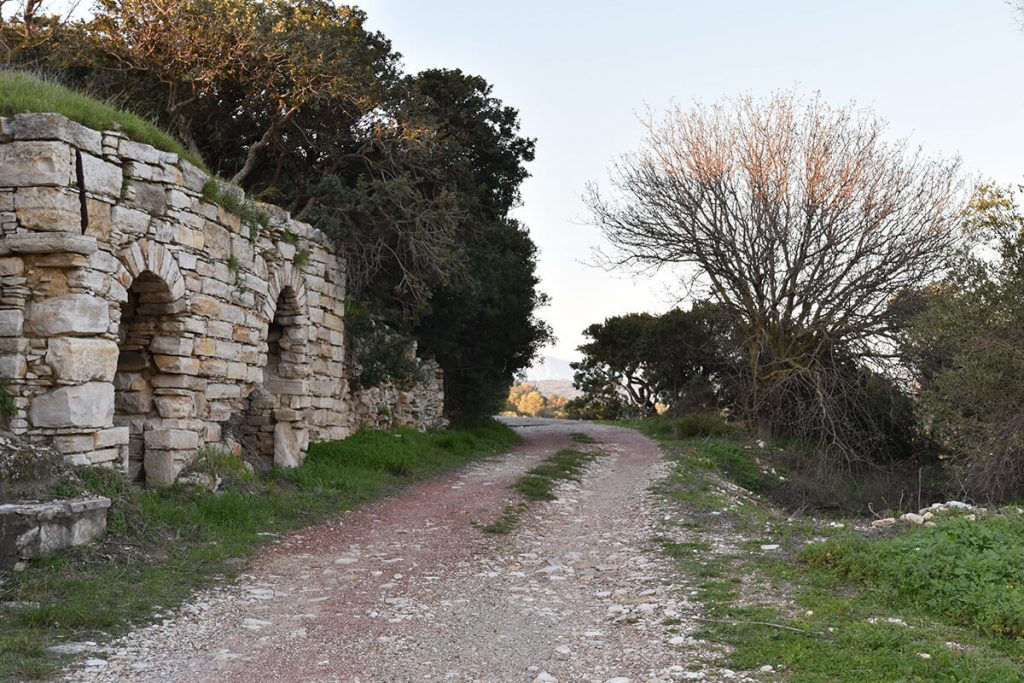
[240,263,310,468]
[113,241,191,487]
[116,240,187,309]
[263,262,308,325]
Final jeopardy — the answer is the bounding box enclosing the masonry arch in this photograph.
[241,263,310,468]
[113,241,189,487]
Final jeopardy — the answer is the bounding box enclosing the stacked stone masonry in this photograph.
[0,113,445,488]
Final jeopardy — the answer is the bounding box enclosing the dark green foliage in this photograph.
[416,218,552,421]
[343,302,424,390]
[567,302,734,419]
[0,423,517,680]
[642,413,736,440]
[907,186,1024,501]
[801,515,1024,638]
[0,378,17,419]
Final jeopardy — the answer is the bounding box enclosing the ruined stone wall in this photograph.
[0,113,444,487]
[352,358,446,431]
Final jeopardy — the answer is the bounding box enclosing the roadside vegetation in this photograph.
[638,414,1024,682]
[0,423,517,681]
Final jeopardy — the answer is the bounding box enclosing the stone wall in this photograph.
[0,113,445,487]
[352,358,447,431]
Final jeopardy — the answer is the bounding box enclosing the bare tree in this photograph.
[587,93,968,464]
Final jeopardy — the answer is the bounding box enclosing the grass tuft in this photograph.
[0,70,206,170]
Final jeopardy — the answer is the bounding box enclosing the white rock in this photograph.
[900,513,925,525]
[533,672,557,683]
[760,544,780,551]
[26,294,108,336]
[871,517,896,528]
[29,382,113,429]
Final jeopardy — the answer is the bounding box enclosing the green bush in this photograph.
[800,514,1024,638]
[643,413,736,440]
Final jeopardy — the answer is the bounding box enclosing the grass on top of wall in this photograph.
[0,421,518,681]
[0,70,207,170]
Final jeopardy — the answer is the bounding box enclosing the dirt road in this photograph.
[61,419,729,683]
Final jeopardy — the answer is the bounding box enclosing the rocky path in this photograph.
[61,419,744,683]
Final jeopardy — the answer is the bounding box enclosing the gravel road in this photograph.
[60,418,750,683]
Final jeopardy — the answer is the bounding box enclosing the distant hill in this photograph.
[531,379,579,400]
[525,356,574,382]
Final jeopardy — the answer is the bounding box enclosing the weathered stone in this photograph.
[14,186,81,232]
[45,338,119,382]
[0,496,110,568]
[273,421,308,468]
[79,153,122,198]
[0,141,72,187]
[25,294,108,336]
[0,310,24,337]
[143,428,198,450]
[0,354,27,379]
[5,234,98,255]
[154,395,194,419]
[95,426,130,449]
[29,382,114,429]
[7,113,103,155]
[143,449,181,489]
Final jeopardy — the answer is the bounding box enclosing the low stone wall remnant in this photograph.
[0,113,445,488]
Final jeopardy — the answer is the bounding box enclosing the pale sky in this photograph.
[359,0,1024,361]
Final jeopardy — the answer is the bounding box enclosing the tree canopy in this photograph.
[1,1,550,421]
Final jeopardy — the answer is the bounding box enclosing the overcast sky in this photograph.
[358,0,1024,361]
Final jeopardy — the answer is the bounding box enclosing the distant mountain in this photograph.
[531,379,579,400]
[525,356,574,382]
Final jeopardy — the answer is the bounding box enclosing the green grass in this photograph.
[0,70,206,170]
[479,448,600,533]
[637,416,1024,682]
[0,422,517,681]
[570,432,598,444]
[514,449,598,501]
[800,515,1024,638]
[201,178,269,238]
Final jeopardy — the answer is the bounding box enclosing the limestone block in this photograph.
[0,310,24,337]
[83,198,113,240]
[154,395,194,419]
[25,294,108,336]
[150,336,193,356]
[87,448,120,466]
[95,426,130,448]
[119,139,165,165]
[5,233,98,255]
[153,354,201,375]
[144,428,198,450]
[45,337,119,382]
[273,421,307,468]
[29,382,114,429]
[80,153,122,197]
[179,160,208,193]
[0,258,24,276]
[111,205,151,235]
[0,496,110,567]
[115,390,152,415]
[14,186,82,232]
[206,383,241,400]
[143,449,183,488]
[7,113,103,155]
[0,354,27,379]
[0,141,73,187]
[51,433,95,454]
[128,181,167,215]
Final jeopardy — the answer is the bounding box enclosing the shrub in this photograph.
[643,413,736,440]
[800,514,1024,638]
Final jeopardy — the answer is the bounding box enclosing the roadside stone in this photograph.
[871,517,895,528]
